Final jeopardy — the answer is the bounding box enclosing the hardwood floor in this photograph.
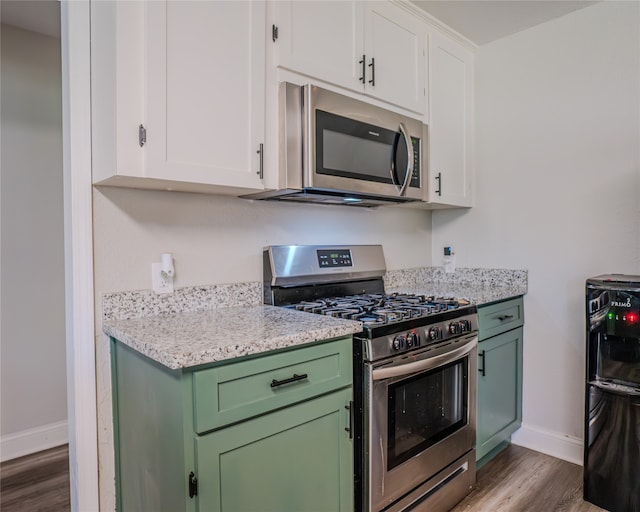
[0,443,604,512]
[0,445,70,512]
[451,445,606,512]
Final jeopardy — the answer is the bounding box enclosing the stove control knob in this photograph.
[392,335,407,351]
[448,322,459,335]
[428,327,440,340]
[407,331,420,348]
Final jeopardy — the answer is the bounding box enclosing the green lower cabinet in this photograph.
[111,336,354,512]
[195,388,353,512]
[476,326,523,464]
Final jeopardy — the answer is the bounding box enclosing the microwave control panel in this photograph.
[410,137,420,188]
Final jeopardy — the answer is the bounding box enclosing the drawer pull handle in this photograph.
[345,401,354,439]
[478,350,486,377]
[497,314,515,322]
[270,373,308,388]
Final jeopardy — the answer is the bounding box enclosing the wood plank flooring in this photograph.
[0,443,605,512]
[451,445,605,512]
[0,444,70,512]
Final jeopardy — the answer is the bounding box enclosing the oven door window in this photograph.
[387,358,468,470]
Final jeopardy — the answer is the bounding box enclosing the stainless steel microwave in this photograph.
[244,83,427,207]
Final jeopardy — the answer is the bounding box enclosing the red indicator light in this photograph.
[628,313,637,323]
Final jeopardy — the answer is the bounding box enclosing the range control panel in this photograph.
[362,312,479,362]
[317,249,353,268]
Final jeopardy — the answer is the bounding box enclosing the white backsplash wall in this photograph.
[93,186,432,511]
[431,1,640,463]
[93,187,433,297]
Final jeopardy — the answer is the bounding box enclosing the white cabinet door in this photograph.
[146,1,266,192]
[427,31,473,207]
[275,1,425,115]
[363,2,426,114]
[91,0,146,184]
[276,1,364,93]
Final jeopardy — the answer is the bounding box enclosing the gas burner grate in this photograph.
[289,293,470,326]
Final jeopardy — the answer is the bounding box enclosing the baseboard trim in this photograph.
[1,420,68,462]
[511,423,583,466]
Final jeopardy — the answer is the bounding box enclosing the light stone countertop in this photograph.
[103,305,362,371]
[386,283,527,306]
[102,268,527,371]
[384,267,527,306]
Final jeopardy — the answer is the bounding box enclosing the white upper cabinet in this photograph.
[91,0,267,195]
[426,30,474,207]
[91,0,474,205]
[146,1,266,193]
[91,0,147,185]
[275,1,365,93]
[363,2,426,114]
[275,1,426,115]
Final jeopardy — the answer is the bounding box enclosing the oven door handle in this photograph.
[372,336,477,381]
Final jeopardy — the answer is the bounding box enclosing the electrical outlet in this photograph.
[152,262,174,294]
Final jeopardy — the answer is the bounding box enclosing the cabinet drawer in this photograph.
[193,337,352,433]
[478,297,524,340]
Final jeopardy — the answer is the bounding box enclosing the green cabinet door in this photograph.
[195,387,354,512]
[476,327,523,462]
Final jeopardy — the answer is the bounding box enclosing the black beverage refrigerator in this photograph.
[585,275,640,512]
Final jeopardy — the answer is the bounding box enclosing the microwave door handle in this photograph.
[397,122,413,197]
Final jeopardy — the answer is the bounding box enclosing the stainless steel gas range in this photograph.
[264,245,477,512]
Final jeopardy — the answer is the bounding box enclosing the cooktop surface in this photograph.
[289,293,471,327]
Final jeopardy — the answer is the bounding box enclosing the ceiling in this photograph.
[411,1,599,45]
[0,0,599,47]
[1,0,60,39]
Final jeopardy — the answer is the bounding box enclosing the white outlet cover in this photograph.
[152,262,174,294]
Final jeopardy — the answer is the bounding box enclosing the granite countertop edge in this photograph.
[386,283,527,306]
[102,272,527,371]
[103,305,363,371]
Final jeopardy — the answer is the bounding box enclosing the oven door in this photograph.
[365,335,477,512]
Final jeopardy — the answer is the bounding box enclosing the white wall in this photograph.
[0,24,67,460]
[93,189,433,295]
[92,187,432,510]
[431,1,640,462]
